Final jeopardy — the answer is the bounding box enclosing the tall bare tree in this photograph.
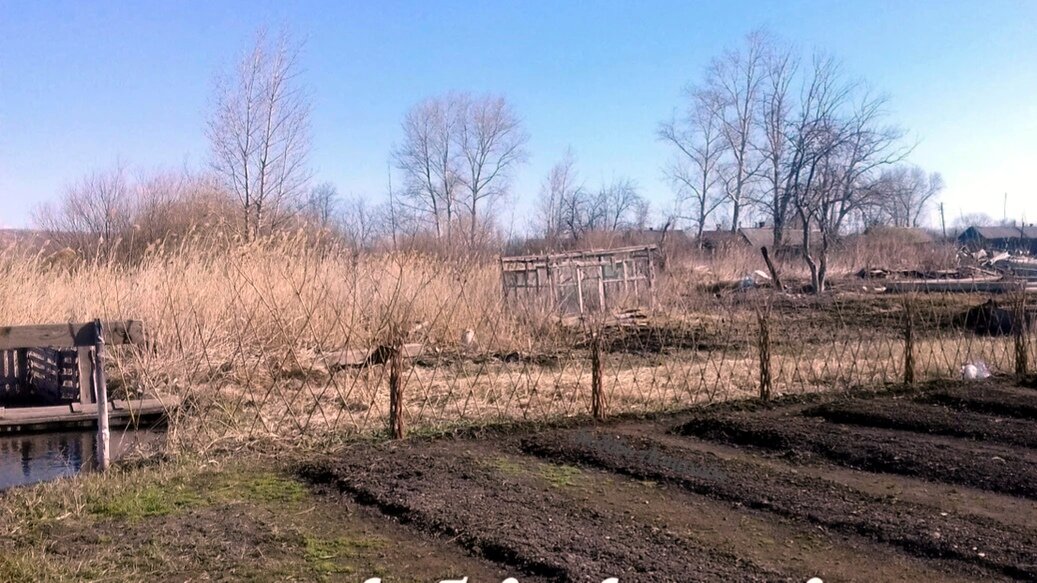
[393,96,461,241]
[709,31,767,232]
[659,88,726,242]
[788,56,908,291]
[537,149,582,240]
[756,39,799,246]
[207,29,311,240]
[455,94,529,245]
[393,93,527,246]
[868,165,944,227]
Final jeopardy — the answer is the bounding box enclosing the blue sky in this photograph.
[1,0,1035,230]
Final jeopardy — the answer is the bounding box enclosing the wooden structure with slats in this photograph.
[500,245,657,314]
[0,320,170,431]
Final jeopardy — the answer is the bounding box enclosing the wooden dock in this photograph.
[0,319,176,436]
[0,397,176,432]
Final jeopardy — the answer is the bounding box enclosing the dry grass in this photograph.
[0,232,1020,454]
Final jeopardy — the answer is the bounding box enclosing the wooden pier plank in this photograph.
[0,320,145,350]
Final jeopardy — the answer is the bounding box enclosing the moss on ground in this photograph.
[0,461,397,582]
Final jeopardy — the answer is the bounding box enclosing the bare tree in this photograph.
[596,177,643,231]
[537,149,582,239]
[455,94,529,245]
[306,181,339,230]
[393,93,527,246]
[34,164,132,248]
[659,88,726,242]
[207,29,311,241]
[709,31,767,232]
[393,96,461,241]
[788,56,908,292]
[756,39,799,246]
[869,165,944,227]
[340,193,388,250]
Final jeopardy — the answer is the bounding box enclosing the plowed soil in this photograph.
[805,397,1037,448]
[304,380,1037,581]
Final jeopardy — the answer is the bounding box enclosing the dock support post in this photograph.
[93,319,110,471]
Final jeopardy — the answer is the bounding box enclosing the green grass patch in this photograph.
[205,470,308,505]
[538,463,582,487]
[85,467,307,521]
[87,479,204,520]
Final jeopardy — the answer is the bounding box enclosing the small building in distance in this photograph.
[500,245,657,314]
[958,225,1037,254]
[698,220,822,253]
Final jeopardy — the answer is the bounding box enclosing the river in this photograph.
[0,429,164,491]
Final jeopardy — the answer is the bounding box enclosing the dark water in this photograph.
[0,429,165,491]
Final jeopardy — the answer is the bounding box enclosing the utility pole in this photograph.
[939,202,946,240]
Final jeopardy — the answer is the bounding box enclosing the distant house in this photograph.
[698,221,822,252]
[698,229,745,251]
[618,228,689,247]
[958,226,1037,254]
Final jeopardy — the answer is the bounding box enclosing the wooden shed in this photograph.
[958,226,1037,254]
[500,245,657,314]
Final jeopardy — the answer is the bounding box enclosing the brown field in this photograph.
[302,379,1037,581]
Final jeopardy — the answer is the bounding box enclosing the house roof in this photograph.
[698,229,744,244]
[738,226,819,249]
[961,226,1037,240]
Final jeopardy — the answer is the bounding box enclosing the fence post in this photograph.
[591,331,605,421]
[388,345,405,439]
[1015,294,1029,376]
[756,308,772,401]
[903,299,915,386]
[93,319,111,471]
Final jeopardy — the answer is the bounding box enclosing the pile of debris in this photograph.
[983,252,1037,281]
[858,252,1037,294]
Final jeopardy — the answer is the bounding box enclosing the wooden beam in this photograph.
[0,320,144,350]
[78,347,95,404]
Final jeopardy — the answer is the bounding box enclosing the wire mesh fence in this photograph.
[67,242,1036,452]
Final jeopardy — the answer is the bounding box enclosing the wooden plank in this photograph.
[0,320,145,350]
[71,402,99,414]
[0,397,175,429]
[113,397,177,413]
[1,405,75,420]
[78,346,95,404]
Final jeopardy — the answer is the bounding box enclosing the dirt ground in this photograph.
[303,379,1037,582]
[4,379,1036,581]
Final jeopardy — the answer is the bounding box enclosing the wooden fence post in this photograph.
[591,331,605,421]
[388,345,405,439]
[93,319,111,471]
[1015,294,1029,376]
[757,308,772,401]
[903,300,915,386]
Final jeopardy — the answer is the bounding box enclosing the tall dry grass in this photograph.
[0,230,1009,453]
